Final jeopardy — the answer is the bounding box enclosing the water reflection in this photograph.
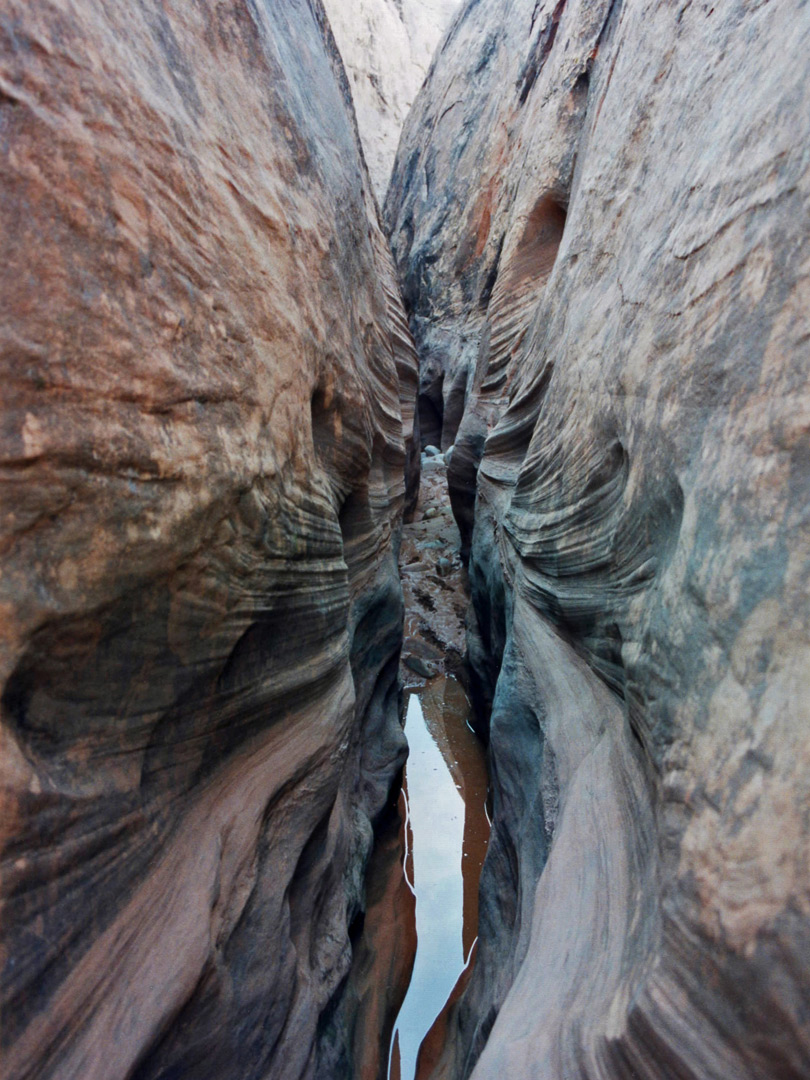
[388,677,489,1080]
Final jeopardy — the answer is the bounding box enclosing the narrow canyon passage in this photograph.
[392,452,490,1080]
[1,4,808,1080]
[355,451,491,1080]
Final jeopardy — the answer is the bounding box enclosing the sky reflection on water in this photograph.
[388,688,476,1080]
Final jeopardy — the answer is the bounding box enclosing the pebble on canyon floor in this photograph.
[404,655,437,678]
[423,507,439,520]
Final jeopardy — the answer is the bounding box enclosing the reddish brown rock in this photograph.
[0,3,417,1079]
[387,1,810,1078]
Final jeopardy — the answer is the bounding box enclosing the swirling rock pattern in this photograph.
[0,3,417,1079]
[387,0,810,1078]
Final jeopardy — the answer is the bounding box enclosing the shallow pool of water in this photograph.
[388,676,489,1080]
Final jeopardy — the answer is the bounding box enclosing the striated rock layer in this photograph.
[322,0,462,207]
[0,2,418,1079]
[387,1,810,1078]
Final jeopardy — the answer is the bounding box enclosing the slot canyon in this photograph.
[0,1,808,1079]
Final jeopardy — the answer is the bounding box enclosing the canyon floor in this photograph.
[361,452,492,1080]
[400,451,469,690]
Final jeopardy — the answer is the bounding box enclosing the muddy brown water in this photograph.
[387,676,490,1080]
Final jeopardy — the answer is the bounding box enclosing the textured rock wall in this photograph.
[0,3,418,1079]
[322,0,461,206]
[387,1,810,1077]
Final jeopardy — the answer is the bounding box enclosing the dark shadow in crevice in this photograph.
[418,382,444,450]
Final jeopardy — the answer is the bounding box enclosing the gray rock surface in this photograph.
[387,0,810,1077]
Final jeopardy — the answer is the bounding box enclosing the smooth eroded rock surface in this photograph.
[387,0,810,1077]
[0,3,417,1078]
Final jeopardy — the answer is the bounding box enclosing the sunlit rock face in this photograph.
[322,0,462,206]
[387,1,810,1078]
[0,3,418,1079]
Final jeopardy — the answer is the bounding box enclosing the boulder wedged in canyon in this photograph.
[387,1,810,1078]
[0,3,418,1079]
[321,0,462,207]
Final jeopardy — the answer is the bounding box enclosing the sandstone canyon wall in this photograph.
[321,0,462,206]
[387,1,810,1078]
[0,3,418,1079]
